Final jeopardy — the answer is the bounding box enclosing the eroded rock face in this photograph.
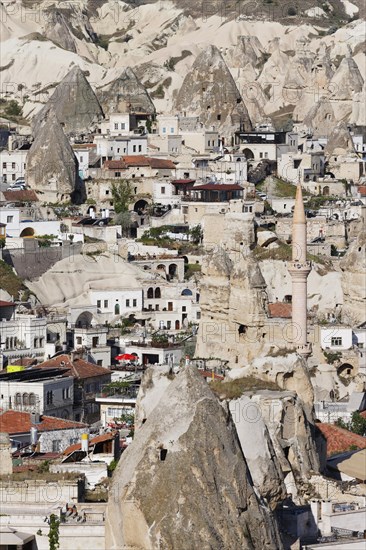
[340,229,366,324]
[44,11,78,52]
[106,366,282,550]
[27,110,85,203]
[175,45,252,136]
[98,67,156,116]
[325,122,356,156]
[32,65,104,135]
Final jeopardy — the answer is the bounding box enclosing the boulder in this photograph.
[106,366,282,550]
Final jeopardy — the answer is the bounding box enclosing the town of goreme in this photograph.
[0,0,366,549]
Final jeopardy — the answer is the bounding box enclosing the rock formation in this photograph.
[324,122,356,156]
[350,80,366,126]
[43,11,78,53]
[302,97,337,137]
[32,65,104,135]
[98,67,156,116]
[106,366,282,550]
[175,45,252,136]
[340,229,366,324]
[27,110,85,204]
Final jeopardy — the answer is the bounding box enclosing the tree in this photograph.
[4,100,22,117]
[114,210,131,238]
[349,411,366,436]
[189,224,203,244]
[48,514,60,550]
[111,180,134,214]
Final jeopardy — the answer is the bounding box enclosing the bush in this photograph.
[4,100,22,117]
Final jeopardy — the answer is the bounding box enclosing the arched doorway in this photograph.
[134,199,149,214]
[75,311,93,328]
[154,287,161,299]
[169,264,178,279]
[20,227,35,238]
[242,148,254,160]
[337,363,354,379]
[175,320,180,330]
[323,186,330,196]
[114,303,120,315]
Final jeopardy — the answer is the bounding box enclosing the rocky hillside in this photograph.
[0,0,364,132]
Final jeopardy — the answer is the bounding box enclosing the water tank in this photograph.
[105,208,110,218]
[81,433,89,453]
[30,426,38,446]
[90,208,95,220]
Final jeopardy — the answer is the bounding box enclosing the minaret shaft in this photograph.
[288,184,312,357]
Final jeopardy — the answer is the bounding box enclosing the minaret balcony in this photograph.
[287,261,311,277]
[297,343,312,358]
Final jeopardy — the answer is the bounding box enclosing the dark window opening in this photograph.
[160,448,168,461]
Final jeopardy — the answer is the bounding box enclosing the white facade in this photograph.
[271,198,296,214]
[0,376,74,418]
[0,207,61,239]
[94,135,147,157]
[0,314,47,362]
[320,327,353,351]
[157,115,179,136]
[90,289,143,316]
[107,113,131,135]
[0,150,28,183]
[153,182,180,206]
[73,149,90,179]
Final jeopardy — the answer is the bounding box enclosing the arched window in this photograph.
[29,393,36,406]
[155,287,161,299]
[114,303,120,315]
[15,393,21,406]
[22,393,29,406]
[181,289,193,296]
[147,287,154,299]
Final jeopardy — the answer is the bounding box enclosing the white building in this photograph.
[320,327,353,351]
[94,135,147,158]
[0,207,61,240]
[73,148,90,179]
[0,150,28,183]
[0,314,48,363]
[90,289,143,317]
[278,151,325,184]
[0,373,75,418]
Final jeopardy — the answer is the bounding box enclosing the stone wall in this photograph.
[0,479,83,505]
[3,240,83,280]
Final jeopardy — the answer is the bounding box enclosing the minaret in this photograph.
[288,184,312,357]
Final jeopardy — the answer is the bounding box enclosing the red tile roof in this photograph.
[316,422,366,457]
[192,184,243,191]
[104,156,176,170]
[0,410,87,435]
[199,370,224,381]
[35,354,112,380]
[357,185,366,197]
[8,357,37,367]
[3,190,38,202]
[268,303,292,318]
[63,431,117,455]
[0,300,15,307]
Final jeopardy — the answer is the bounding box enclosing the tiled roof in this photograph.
[199,370,224,380]
[171,179,196,185]
[358,185,366,197]
[8,357,37,367]
[63,431,117,455]
[0,409,87,435]
[316,422,366,457]
[104,156,176,170]
[3,190,38,202]
[35,354,112,380]
[192,184,243,191]
[268,303,292,318]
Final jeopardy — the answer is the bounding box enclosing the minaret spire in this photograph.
[288,183,312,358]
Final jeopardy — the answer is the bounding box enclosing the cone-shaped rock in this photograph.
[325,122,356,156]
[27,110,85,204]
[106,366,281,550]
[303,97,337,137]
[330,55,364,101]
[44,11,77,53]
[98,67,156,115]
[175,45,252,132]
[32,65,104,135]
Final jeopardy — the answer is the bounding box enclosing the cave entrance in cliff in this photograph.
[134,199,148,214]
[238,324,247,336]
[242,148,254,160]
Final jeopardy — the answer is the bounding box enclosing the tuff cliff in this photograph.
[106,366,283,550]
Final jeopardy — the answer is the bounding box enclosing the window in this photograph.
[80,155,83,162]
[46,391,53,405]
[114,123,118,130]
[182,306,186,312]
[133,145,136,152]
[133,299,137,307]
[259,152,263,159]
[2,162,6,169]
[115,303,120,314]
[162,127,166,134]
[196,311,201,319]
[126,299,130,307]
[63,388,70,400]
[217,114,221,120]
[161,187,165,194]
[97,360,103,366]
[11,162,15,169]
[104,300,108,308]
[138,145,142,152]
[12,174,15,181]
[7,216,13,223]
[264,152,268,159]
[170,128,174,133]
[97,300,101,308]
[208,140,211,146]
[52,440,61,452]
[105,189,110,195]
[115,172,121,177]
[331,337,342,347]
[121,123,125,130]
